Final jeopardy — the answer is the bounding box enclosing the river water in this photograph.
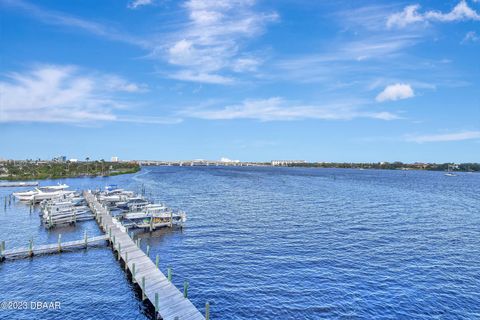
[0,166,479,319]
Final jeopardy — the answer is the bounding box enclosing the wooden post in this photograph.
[58,234,62,252]
[49,215,53,228]
[146,245,150,256]
[84,230,88,248]
[170,212,173,228]
[183,280,189,298]
[109,227,112,242]
[149,216,153,232]
[155,254,159,269]
[113,235,116,247]
[132,263,136,283]
[0,240,5,261]
[28,239,33,257]
[142,276,146,300]
[205,302,210,320]
[118,243,121,260]
[125,251,128,270]
[167,267,172,282]
[155,293,159,314]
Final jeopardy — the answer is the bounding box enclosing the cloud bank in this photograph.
[0,65,159,124]
[181,97,399,121]
[387,1,480,28]
[163,0,278,84]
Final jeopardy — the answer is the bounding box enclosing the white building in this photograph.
[111,156,119,162]
[271,160,306,166]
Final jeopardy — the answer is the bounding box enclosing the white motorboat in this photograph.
[13,184,70,200]
[14,188,75,202]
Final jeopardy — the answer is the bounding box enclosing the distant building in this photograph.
[69,159,78,163]
[52,155,67,162]
[111,156,119,162]
[271,160,306,166]
[220,157,240,163]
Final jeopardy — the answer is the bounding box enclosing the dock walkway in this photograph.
[84,191,205,320]
[0,235,108,260]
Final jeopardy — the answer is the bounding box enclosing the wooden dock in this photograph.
[0,234,108,260]
[84,191,205,320]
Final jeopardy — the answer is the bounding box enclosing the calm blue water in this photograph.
[0,166,479,319]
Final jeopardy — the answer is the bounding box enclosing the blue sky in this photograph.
[0,0,479,162]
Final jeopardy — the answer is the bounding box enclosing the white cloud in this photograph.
[405,131,480,143]
[169,70,234,84]
[162,0,278,83]
[387,1,480,28]
[2,0,147,47]
[376,83,414,102]
[0,65,156,124]
[462,31,480,43]
[128,0,153,9]
[103,75,148,92]
[181,97,400,121]
[387,5,425,28]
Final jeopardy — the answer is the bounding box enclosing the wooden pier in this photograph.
[84,191,205,320]
[0,234,108,260]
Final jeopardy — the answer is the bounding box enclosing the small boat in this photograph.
[444,165,457,177]
[13,186,74,202]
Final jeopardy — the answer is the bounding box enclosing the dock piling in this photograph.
[84,230,88,248]
[58,234,62,252]
[205,302,210,320]
[146,244,150,256]
[155,254,159,269]
[118,243,121,260]
[0,240,5,261]
[167,267,172,282]
[183,281,189,298]
[155,293,159,313]
[125,251,128,270]
[142,276,146,300]
[132,263,136,283]
[28,239,33,257]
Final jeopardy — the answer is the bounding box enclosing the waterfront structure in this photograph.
[52,156,67,162]
[271,160,306,166]
[83,191,205,320]
[111,156,119,162]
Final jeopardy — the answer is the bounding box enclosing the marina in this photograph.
[1,182,206,319]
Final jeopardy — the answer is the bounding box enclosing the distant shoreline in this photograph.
[140,161,480,172]
[0,161,141,181]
